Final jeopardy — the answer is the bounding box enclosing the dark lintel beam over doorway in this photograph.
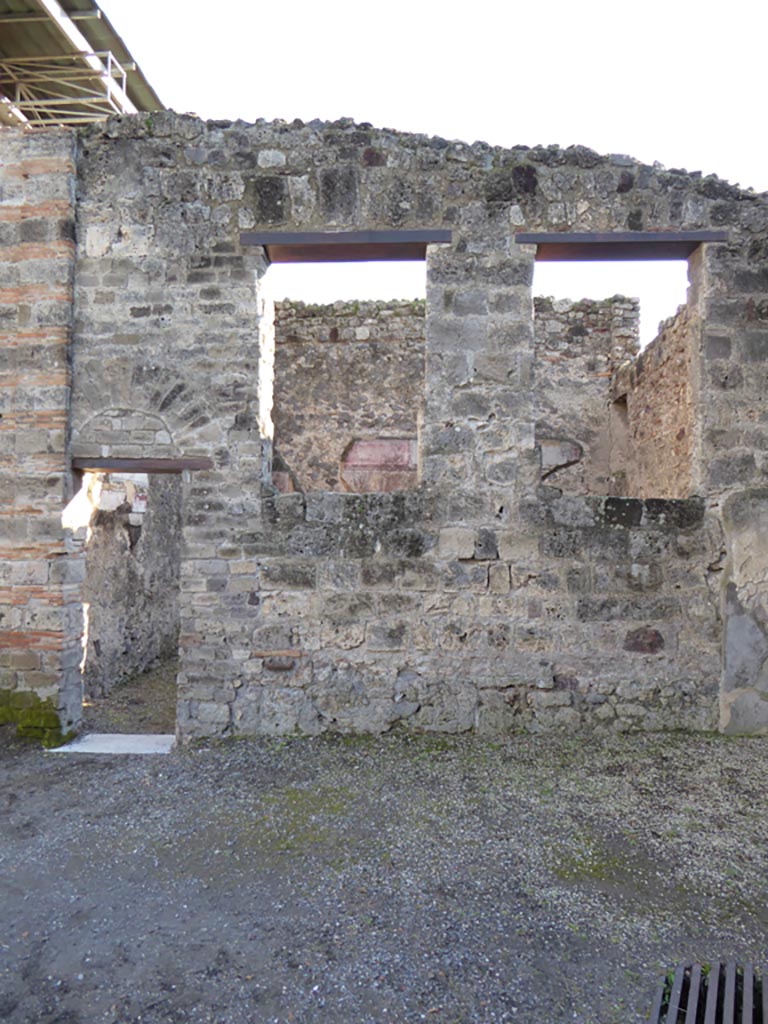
[515,231,728,261]
[239,230,452,263]
[71,457,214,474]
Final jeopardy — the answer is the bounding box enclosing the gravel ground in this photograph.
[82,660,178,734]
[1,728,767,1024]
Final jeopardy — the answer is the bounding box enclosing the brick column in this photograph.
[0,127,82,744]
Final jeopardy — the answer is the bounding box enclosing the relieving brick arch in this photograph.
[70,384,228,462]
[72,408,179,461]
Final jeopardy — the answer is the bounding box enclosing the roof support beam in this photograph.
[29,0,137,114]
[0,11,102,23]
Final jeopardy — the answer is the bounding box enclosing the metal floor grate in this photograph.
[650,963,766,1023]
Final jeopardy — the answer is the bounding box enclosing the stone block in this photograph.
[488,563,510,594]
[260,561,317,590]
[474,529,498,561]
[602,498,643,528]
[721,690,768,734]
[438,527,475,560]
[531,689,573,709]
[366,623,407,651]
[623,627,665,653]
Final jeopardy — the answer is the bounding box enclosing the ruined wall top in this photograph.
[72,112,767,238]
[5,110,768,742]
[79,112,763,192]
[275,298,426,334]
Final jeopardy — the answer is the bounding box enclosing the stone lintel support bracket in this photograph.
[515,230,728,261]
[71,457,214,474]
[239,229,452,263]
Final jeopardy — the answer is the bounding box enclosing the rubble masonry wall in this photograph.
[272,296,642,498]
[3,112,768,739]
[533,295,639,495]
[612,303,699,499]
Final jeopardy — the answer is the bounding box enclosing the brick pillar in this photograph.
[0,127,82,744]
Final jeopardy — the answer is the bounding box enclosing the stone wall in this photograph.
[0,128,82,745]
[534,295,639,494]
[82,473,181,697]
[612,303,698,499]
[699,240,768,497]
[272,299,424,491]
[208,489,720,737]
[3,112,768,740]
[720,489,768,734]
[68,116,768,739]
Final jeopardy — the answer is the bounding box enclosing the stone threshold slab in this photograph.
[51,734,175,755]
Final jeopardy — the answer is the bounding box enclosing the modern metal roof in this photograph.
[0,0,163,128]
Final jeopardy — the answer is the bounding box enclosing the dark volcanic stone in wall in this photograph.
[320,166,358,218]
[249,177,288,224]
[485,164,538,203]
[624,627,665,653]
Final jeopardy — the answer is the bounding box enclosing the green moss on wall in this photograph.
[0,689,73,748]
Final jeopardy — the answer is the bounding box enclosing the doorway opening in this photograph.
[70,470,183,734]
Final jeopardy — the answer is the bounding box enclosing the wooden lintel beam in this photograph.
[240,229,452,264]
[71,457,214,474]
[515,230,728,261]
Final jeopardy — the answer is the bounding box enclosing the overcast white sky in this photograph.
[100,0,765,344]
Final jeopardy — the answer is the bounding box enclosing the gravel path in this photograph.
[82,659,178,734]
[2,729,766,1023]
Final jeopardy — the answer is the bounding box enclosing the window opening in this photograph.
[265,260,426,494]
[526,241,708,499]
